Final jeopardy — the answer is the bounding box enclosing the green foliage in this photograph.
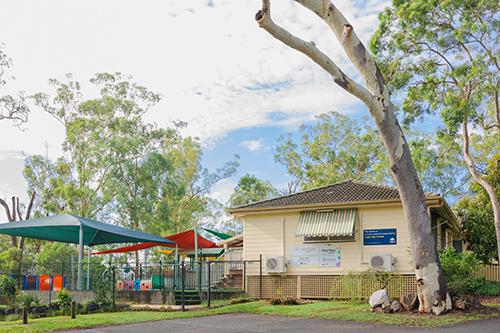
[228,174,279,207]
[439,247,480,296]
[0,248,21,273]
[16,293,37,308]
[36,243,78,274]
[274,112,389,190]
[455,158,499,263]
[0,276,17,299]
[372,0,499,216]
[56,289,72,308]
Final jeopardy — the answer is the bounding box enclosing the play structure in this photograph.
[94,229,226,292]
[19,274,66,291]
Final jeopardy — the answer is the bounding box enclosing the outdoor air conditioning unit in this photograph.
[368,254,394,271]
[266,256,286,273]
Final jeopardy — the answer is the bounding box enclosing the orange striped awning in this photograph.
[296,209,356,237]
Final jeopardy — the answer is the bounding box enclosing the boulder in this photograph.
[390,300,403,313]
[381,300,392,313]
[369,289,390,308]
[399,293,418,311]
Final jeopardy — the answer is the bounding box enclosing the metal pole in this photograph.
[207,261,211,308]
[194,227,199,262]
[181,261,186,312]
[112,265,116,309]
[86,250,91,291]
[259,254,263,299]
[71,255,75,290]
[77,225,84,291]
[159,260,163,291]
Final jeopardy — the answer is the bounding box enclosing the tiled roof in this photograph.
[230,180,403,211]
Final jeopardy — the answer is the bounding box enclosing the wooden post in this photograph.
[22,306,28,324]
[71,301,76,319]
[243,261,247,292]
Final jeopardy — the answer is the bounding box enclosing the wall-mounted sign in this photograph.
[363,228,397,246]
[290,244,341,267]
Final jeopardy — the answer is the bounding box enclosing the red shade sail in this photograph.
[93,229,218,255]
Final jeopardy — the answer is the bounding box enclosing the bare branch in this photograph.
[295,0,388,98]
[255,1,377,112]
[0,198,13,222]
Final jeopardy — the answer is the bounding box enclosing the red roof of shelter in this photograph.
[93,229,218,255]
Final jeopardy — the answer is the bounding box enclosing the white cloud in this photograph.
[241,139,264,152]
[0,0,390,152]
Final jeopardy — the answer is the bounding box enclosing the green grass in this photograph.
[1,300,499,333]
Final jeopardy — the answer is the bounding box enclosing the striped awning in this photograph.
[296,209,356,237]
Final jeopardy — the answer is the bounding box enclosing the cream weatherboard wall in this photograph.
[243,204,414,276]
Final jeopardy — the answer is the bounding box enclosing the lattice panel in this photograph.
[247,274,417,299]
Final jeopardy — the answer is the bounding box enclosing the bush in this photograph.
[466,278,500,296]
[0,275,17,304]
[439,247,480,296]
[56,289,72,308]
[16,294,36,308]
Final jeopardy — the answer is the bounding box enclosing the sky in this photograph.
[0,0,391,220]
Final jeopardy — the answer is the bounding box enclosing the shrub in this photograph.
[16,293,35,308]
[56,289,72,308]
[0,275,17,304]
[439,247,480,296]
[466,278,500,296]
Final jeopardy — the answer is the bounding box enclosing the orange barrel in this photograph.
[52,275,64,291]
[39,274,52,291]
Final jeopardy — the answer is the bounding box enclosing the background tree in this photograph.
[275,111,466,200]
[371,0,500,259]
[274,112,389,190]
[0,46,29,126]
[228,174,279,207]
[255,0,449,313]
[455,158,499,263]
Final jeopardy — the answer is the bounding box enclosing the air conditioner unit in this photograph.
[368,254,394,271]
[266,256,286,273]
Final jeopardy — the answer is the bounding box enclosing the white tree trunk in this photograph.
[462,122,500,261]
[255,0,450,314]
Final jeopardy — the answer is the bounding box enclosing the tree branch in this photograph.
[255,0,377,113]
[0,198,13,221]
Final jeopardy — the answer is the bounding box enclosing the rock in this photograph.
[369,289,390,308]
[399,293,418,311]
[453,297,467,310]
[382,300,392,313]
[390,300,403,313]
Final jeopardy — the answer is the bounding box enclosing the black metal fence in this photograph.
[1,257,263,309]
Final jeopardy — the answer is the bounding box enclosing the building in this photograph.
[228,180,462,299]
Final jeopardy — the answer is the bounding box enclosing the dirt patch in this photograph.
[480,296,500,304]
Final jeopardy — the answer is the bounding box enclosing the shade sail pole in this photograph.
[194,226,198,262]
[77,225,84,290]
[86,250,91,290]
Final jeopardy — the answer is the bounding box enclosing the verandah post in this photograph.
[259,254,263,299]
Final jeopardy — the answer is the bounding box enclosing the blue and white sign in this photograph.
[363,228,397,246]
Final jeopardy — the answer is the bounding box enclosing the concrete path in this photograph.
[61,313,500,333]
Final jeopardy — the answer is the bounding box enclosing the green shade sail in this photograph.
[202,228,232,240]
[0,214,175,246]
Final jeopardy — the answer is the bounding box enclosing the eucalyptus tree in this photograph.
[254,0,449,313]
[228,174,279,207]
[371,0,500,260]
[0,46,29,126]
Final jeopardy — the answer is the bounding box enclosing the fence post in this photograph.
[111,266,116,309]
[207,261,211,308]
[159,260,163,291]
[71,301,76,319]
[181,261,186,312]
[259,254,263,299]
[198,260,202,292]
[22,306,28,324]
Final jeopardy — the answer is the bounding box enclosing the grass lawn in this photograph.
[1,300,499,333]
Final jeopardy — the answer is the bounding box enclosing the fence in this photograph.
[246,274,417,299]
[474,265,500,281]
